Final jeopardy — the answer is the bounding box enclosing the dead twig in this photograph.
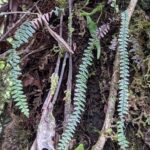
[52,53,68,105]
[0,11,38,16]
[64,0,73,128]
[43,11,65,109]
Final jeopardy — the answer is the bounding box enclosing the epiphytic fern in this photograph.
[97,23,110,39]
[129,37,143,69]
[7,22,36,117]
[31,7,60,30]
[57,37,95,150]
[117,10,129,150]
[31,11,54,30]
[109,36,118,51]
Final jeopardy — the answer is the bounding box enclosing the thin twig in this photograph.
[43,11,65,109]
[52,53,68,105]
[36,8,70,106]
[64,0,73,127]
[51,10,68,105]
[0,11,38,16]
[92,0,138,149]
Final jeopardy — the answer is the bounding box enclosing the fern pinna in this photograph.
[58,37,96,150]
[7,22,36,117]
[117,10,129,150]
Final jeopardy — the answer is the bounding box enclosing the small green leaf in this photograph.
[86,16,97,35]
[75,144,84,150]
[85,16,101,59]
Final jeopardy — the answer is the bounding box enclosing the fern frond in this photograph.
[7,49,29,117]
[31,12,54,30]
[7,22,36,117]
[31,8,60,30]
[117,10,129,150]
[109,36,118,51]
[57,37,95,150]
[97,23,110,38]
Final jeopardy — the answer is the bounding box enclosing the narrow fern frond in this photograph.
[117,10,129,150]
[7,49,29,117]
[109,36,118,51]
[97,23,110,39]
[7,22,36,117]
[57,37,95,150]
[31,7,60,30]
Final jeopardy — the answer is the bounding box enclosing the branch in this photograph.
[127,0,138,21]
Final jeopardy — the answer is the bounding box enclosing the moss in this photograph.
[139,0,150,11]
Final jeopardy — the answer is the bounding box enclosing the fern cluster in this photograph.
[57,37,95,150]
[117,10,129,150]
[7,22,36,117]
